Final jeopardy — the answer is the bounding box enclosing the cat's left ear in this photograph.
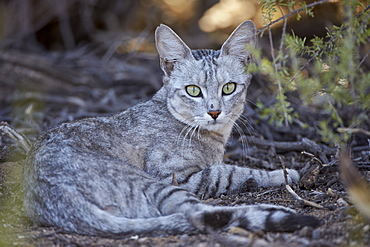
[155,24,194,76]
[220,21,256,64]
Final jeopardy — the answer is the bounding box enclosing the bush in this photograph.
[252,0,369,146]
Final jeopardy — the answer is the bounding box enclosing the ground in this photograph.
[0,49,369,247]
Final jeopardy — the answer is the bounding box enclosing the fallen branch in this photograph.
[242,136,331,163]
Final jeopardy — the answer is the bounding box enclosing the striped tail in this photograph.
[186,204,319,233]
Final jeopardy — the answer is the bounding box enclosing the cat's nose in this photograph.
[208,110,221,120]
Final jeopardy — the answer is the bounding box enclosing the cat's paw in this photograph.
[263,168,300,187]
[286,169,300,184]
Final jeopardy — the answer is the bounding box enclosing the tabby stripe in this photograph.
[194,167,211,196]
[174,164,202,174]
[182,199,199,204]
[224,166,236,193]
[151,183,169,201]
[207,177,219,198]
[204,67,208,82]
[178,170,199,185]
[172,199,199,209]
[264,211,277,231]
[141,180,156,201]
[157,187,187,211]
[128,180,136,201]
[259,170,265,180]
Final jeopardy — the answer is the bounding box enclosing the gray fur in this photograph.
[23,21,318,237]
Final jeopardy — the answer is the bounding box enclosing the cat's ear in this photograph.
[155,24,194,76]
[220,21,256,64]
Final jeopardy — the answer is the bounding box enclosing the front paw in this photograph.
[286,169,300,184]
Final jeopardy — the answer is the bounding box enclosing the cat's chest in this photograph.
[113,125,226,171]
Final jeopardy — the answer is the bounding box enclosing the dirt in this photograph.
[0,49,370,247]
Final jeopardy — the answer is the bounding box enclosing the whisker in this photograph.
[228,118,248,163]
[238,114,257,137]
[188,125,199,147]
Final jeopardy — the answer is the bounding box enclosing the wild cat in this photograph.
[24,21,319,237]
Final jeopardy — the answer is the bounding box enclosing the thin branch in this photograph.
[357,49,370,70]
[288,57,314,83]
[277,4,287,55]
[267,24,289,127]
[258,0,332,36]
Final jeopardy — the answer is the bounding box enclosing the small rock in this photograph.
[228,226,251,237]
[180,234,189,239]
[299,226,313,238]
[363,224,370,232]
[312,229,321,239]
[337,198,349,207]
[130,235,139,240]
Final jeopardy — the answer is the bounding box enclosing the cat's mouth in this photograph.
[205,119,227,128]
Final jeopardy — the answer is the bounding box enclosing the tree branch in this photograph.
[258,0,333,36]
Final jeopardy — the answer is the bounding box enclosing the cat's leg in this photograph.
[174,164,299,199]
[145,181,319,233]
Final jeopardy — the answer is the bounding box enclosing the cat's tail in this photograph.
[188,204,319,233]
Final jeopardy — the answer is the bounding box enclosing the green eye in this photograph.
[222,82,236,95]
[186,85,202,97]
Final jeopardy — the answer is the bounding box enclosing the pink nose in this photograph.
[208,110,221,120]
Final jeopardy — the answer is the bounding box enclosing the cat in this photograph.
[23,20,319,238]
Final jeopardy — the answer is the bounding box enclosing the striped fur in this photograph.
[23,21,319,238]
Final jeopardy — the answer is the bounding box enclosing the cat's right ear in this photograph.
[155,24,194,76]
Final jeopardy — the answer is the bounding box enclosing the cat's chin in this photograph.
[200,120,234,135]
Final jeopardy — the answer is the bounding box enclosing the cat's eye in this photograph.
[185,85,202,97]
[222,82,236,95]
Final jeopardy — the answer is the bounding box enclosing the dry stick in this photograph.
[279,157,324,209]
[0,122,32,152]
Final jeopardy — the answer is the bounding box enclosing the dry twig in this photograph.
[0,122,32,152]
[280,157,324,209]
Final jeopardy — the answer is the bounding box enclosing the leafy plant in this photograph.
[256,0,369,146]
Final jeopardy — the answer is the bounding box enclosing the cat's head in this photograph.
[155,21,256,133]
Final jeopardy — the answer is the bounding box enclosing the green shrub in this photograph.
[253,0,369,146]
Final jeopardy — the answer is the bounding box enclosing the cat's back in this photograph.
[28,90,182,171]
